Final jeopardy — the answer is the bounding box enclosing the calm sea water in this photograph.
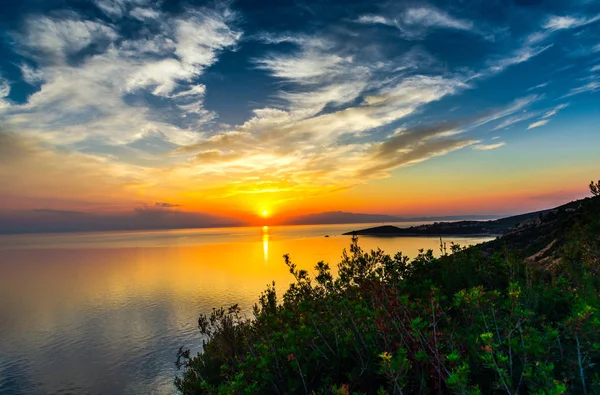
[0,223,494,395]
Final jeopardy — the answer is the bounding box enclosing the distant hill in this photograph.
[343,209,551,236]
[285,211,502,225]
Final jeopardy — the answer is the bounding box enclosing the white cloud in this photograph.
[175,11,241,70]
[357,15,393,26]
[402,7,473,31]
[129,7,160,20]
[94,0,150,18]
[561,81,600,98]
[527,82,548,91]
[543,14,600,31]
[0,77,11,109]
[542,103,568,119]
[527,14,600,45]
[255,36,373,117]
[473,142,506,150]
[527,119,549,129]
[175,74,472,190]
[467,95,540,130]
[255,36,351,85]
[19,64,44,85]
[1,7,241,148]
[486,44,553,74]
[356,6,476,39]
[0,78,10,98]
[591,65,600,72]
[493,112,537,130]
[22,17,118,61]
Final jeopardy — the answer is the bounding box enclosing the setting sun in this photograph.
[261,210,269,217]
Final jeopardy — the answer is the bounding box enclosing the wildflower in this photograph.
[287,353,295,361]
[379,351,392,363]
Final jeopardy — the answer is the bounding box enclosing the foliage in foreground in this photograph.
[176,197,600,394]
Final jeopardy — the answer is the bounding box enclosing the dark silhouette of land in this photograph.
[286,211,501,225]
[342,202,584,237]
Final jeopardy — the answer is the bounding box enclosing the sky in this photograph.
[0,0,599,231]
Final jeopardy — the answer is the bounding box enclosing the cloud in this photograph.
[486,44,553,74]
[560,81,600,98]
[176,97,538,195]
[541,103,568,118]
[0,132,147,206]
[543,14,600,31]
[154,202,180,208]
[0,207,242,234]
[527,14,600,45]
[473,142,506,150]
[2,6,241,147]
[591,65,600,72]
[357,15,393,26]
[467,95,540,130]
[402,7,473,31]
[523,104,567,130]
[255,35,373,116]
[173,74,472,195]
[32,209,85,216]
[93,0,150,18]
[493,112,538,130]
[129,7,160,20]
[19,17,118,61]
[0,77,10,109]
[19,64,44,85]
[356,6,476,39]
[527,119,549,129]
[527,82,548,91]
[2,2,590,217]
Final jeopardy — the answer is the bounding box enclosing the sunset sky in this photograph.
[0,0,599,231]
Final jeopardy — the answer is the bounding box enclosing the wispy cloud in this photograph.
[543,14,600,31]
[560,81,600,98]
[493,112,538,130]
[527,13,600,45]
[473,142,506,150]
[486,44,553,74]
[402,7,473,31]
[0,77,10,109]
[542,103,568,119]
[527,119,549,129]
[2,5,241,147]
[527,82,548,91]
[357,15,393,26]
[356,6,476,39]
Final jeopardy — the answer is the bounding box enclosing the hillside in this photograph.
[176,195,600,395]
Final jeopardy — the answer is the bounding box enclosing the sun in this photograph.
[261,209,269,217]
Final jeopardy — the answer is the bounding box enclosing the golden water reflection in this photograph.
[262,225,269,262]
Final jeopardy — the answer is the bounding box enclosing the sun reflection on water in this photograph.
[262,226,269,262]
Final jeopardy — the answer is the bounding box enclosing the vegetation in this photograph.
[591,180,600,197]
[176,194,600,394]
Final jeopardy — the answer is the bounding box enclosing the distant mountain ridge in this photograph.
[285,211,502,225]
[342,208,557,237]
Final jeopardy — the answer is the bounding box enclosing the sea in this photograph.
[0,223,494,394]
